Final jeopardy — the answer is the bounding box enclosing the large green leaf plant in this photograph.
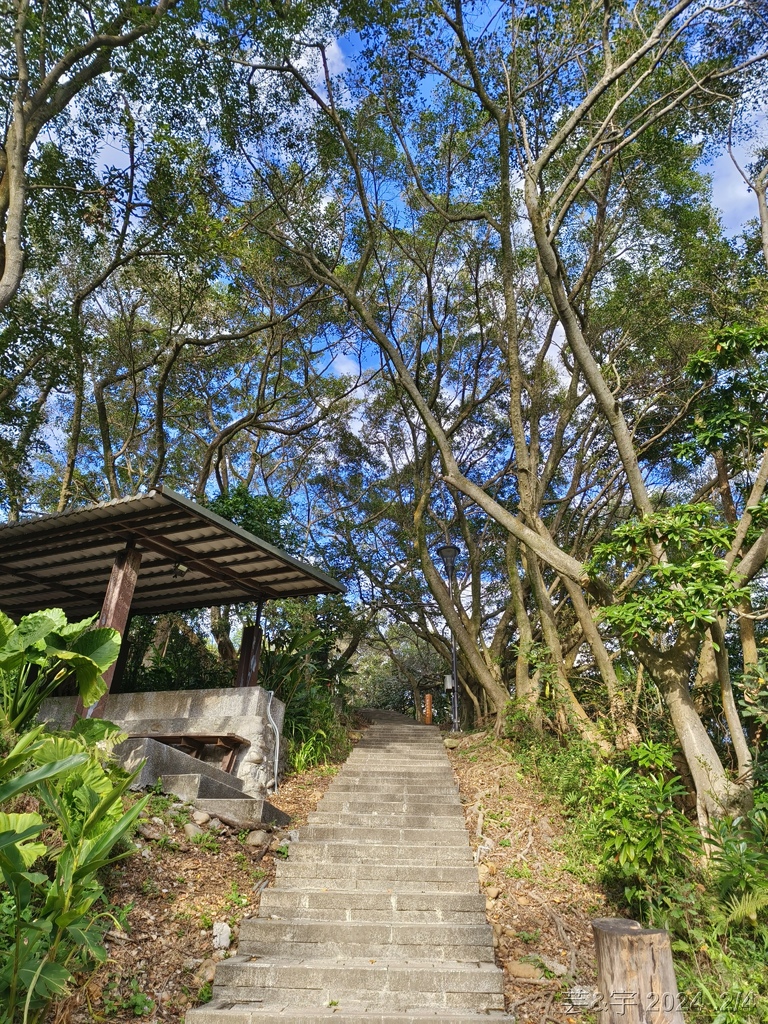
[0,609,120,732]
[0,608,149,1023]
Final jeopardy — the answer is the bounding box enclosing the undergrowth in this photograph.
[507,725,768,1023]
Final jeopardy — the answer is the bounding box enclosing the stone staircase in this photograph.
[186,710,507,1022]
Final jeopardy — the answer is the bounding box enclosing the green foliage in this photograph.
[290,730,332,772]
[0,722,147,1024]
[207,484,296,551]
[0,608,120,732]
[510,729,768,1021]
[584,755,702,908]
[191,832,220,854]
[678,324,768,461]
[589,504,749,636]
[117,614,235,694]
[260,629,351,769]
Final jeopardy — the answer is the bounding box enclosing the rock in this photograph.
[486,899,495,912]
[141,848,152,859]
[287,829,299,843]
[136,823,162,841]
[509,960,543,980]
[182,958,202,973]
[212,922,231,950]
[348,731,363,742]
[191,811,210,826]
[208,818,223,831]
[193,958,217,985]
[151,816,164,826]
[244,829,270,847]
[443,737,461,749]
[486,887,501,900]
[538,955,569,977]
[477,864,490,883]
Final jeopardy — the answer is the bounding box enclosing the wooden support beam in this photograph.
[235,600,265,688]
[73,542,142,720]
[592,918,685,1023]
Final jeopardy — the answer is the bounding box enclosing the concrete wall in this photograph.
[39,686,286,797]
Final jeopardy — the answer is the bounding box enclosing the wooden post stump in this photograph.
[425,693,433,725]
[592,918,684,1023]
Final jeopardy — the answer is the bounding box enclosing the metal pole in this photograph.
[448,565,460,732]
[450,621,459,732]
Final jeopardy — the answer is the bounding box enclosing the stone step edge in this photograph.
[186,1005,510,1022]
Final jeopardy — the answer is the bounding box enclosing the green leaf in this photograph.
[14,609,66,649]
[67,627,121,671]
[0,753,88,805]
[0,814,46,867]
[0,610,16,648]
[17,958,72,998]
[45,650,107,707]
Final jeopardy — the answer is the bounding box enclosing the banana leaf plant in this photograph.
[0,609,120,733]
[0,725,148,1024]
[0,727,89,1024]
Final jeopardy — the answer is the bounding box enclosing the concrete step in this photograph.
[187,1004,508,1023]
[284,845,473,868]
[238,920,495,961]
[328,780,459,793]
[259,889,486,922]
[297,824,470,845]
[339,762,450,771]
[161,773,247,803]
[210,957,505,1012]
[118,736,247,794]
[327,786,460,800]
[273,863,479,890]
[346,753,448,761]
[307,812,465,829]
[319,796,462,812]
[194,797,265,828]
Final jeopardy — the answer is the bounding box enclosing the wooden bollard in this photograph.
[592,918,684,1023]
[424,693,432,725]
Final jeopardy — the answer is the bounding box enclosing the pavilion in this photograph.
[0,486,344,711]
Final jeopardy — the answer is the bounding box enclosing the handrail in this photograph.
[266,690,280,794]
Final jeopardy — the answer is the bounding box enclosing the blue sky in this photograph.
[709,147,761,235]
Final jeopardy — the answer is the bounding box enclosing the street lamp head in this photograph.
[436,542,460,575]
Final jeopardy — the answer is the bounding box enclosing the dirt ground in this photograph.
[447,731,613,1023]
[50,726,611,1023]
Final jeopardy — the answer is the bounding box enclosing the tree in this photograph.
[231,0,768,820]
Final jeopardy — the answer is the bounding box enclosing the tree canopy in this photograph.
[2,0,768,830]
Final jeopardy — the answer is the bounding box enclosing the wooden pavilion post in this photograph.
[235,599,265,688]
[73,541,142,720]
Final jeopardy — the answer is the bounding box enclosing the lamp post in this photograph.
[436,542,461,733]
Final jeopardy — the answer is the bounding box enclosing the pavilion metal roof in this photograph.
[0,487,344,618]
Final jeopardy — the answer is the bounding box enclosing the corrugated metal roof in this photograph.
[0,487,344,617]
